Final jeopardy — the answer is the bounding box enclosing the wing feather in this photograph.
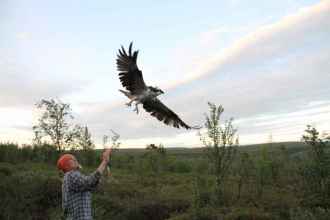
[143,98,199,129]
[116,42,146,94]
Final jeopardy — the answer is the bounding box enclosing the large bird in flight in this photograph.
[116,42,200,129]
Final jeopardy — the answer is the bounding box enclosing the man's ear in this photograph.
[66,159,75,170]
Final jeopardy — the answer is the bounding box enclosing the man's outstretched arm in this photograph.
[69,148,112,192]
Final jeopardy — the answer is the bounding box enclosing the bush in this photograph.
[168,160,192,173]
[290,207,330,220]
[225,207,272,220]
[0,169,61,220]
[0,162,14,176]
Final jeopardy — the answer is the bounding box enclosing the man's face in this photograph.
[69,156,82,170]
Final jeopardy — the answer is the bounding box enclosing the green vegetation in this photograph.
[1,100,329,219]
[0,136,329,219]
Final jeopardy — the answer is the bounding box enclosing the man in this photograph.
[57,148,112,220]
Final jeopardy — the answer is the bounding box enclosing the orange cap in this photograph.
[57,154,75,172]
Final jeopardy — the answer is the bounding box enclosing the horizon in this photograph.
[0,139,312,150]
[1,0,330,148]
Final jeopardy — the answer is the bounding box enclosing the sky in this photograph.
[1,0,329,148]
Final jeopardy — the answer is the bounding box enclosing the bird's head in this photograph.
[149,86,164,96]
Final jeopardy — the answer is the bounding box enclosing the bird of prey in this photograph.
[116,42,200,129]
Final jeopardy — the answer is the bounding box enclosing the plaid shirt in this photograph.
[62,170,101,220]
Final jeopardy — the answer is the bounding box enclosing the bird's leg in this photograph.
[126,97,138,107]
[126,100,134,107]
[134,103,139,114]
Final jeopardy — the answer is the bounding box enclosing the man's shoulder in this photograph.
[64,170,81,179]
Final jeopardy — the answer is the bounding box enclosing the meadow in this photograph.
[0,140,329,220]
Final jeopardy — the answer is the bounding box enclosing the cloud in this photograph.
[75,1,330,147]
[198,26,251,46]
[165,0,330,89]
[0,107,35,144]
[0,57,85,107]
[16,32,31,41]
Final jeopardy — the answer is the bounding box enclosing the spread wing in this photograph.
[142,98,200,129]
[116,42,147,95]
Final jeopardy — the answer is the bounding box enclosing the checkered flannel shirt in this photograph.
[62,170,102,220]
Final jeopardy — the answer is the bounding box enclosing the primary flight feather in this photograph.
[116,42,200,129]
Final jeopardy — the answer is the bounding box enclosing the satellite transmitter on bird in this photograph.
[116,42,201,130]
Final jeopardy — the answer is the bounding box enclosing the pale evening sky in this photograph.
[1,0,329,148]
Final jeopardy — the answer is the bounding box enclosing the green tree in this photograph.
[301,125,330,207]
[32,98,79,151]
[32,130,42,146]
[199,102,238,205]
[75,126,94,150]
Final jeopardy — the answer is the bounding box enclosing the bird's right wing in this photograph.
[142,98,201,130]
[116,42,147,95]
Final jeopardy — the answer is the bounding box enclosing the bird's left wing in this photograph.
[142,98,200,129]
[116,42,147,95]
